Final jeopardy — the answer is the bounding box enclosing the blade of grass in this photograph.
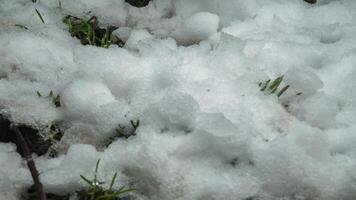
[109,172,118,191]
[115,188,135,195]
[277,85,290,97]
[260,79,270,92]
[95,159,101,178]
[269,76,283,94]
[14,24,28,30]
[35,9,45,24]
[80,175,94,186]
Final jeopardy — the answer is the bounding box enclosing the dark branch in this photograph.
[10,124,47,200]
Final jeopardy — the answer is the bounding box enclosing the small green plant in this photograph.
[105,119,140,147]
[78,159,134,200]
[115,119,140,138]
[25,159,133,200]
[35,8,45,24]
[63,15,124,48]
[37,90,61,107]
[259,75,290,97]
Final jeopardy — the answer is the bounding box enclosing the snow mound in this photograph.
[172,12,220,46]
[1,0,356,199]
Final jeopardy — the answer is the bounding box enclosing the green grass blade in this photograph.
[260,79,270,92]
[109,172,118,191]
[115,188,135,195]
[277,85,290,97]
[80,175,94,186]
[35,9,45,24]
[95,159,101,175]
[14,24,28,30]
[269,76,283,92]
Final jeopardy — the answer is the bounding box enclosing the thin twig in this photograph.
[10,124,47,200]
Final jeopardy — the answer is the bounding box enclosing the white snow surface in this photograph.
[0,0,356,199]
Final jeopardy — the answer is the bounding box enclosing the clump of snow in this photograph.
[171,12,220,46]
[1,0,356,199]
[125,29,154,51]
[143,90,199,133]
[61,79,117,122]
[289,92,339,129]
[173,0,258,26]
[284,69,323,98]
[0,143,31,199]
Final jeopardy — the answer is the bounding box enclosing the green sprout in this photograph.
[259,75,290,97]
[78,159,134,200]
[48,90,61,107]
[63,15,124,48]
[36,90,61,107]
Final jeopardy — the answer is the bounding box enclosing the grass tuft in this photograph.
[26,159,133,200]
[63,15,124,48]
[77,159,134,200]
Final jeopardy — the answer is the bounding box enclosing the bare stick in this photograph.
[10,124,47,200]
